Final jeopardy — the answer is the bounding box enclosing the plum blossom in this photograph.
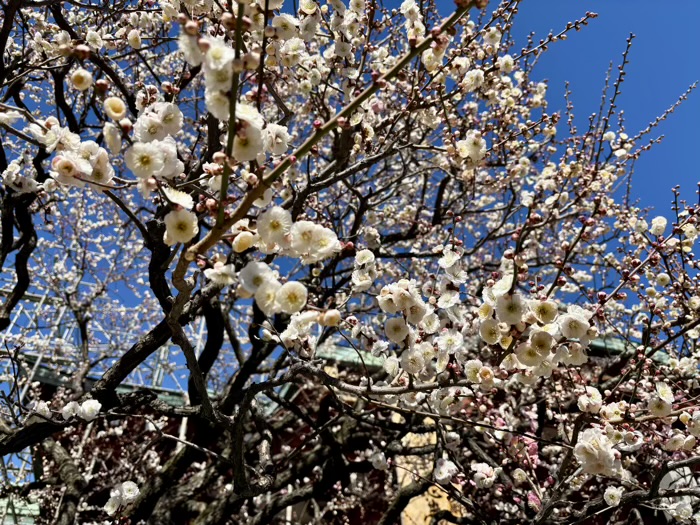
[275,281,308,314]
[559,305,592,341]
[257,206,293,246]
[163,209,199,245]
[573,428,621,477]
[433,458,458,484]
[78,399,102,422]
[471,462,500,488]
[578,387,603,414]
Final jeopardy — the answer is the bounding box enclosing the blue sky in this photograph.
[432,0,700,216]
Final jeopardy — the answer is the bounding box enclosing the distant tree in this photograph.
[0,0,699,523]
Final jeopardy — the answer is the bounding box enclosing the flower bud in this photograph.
[104,97,127,120]
[320,309,342,327]
[73,44,91,59]
[118,118,133,133]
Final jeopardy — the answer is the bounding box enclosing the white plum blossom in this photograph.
[279,38,306,67]
[463,359,482,383]
[163,209,199,245]
[275,281,308,314]
[656,381,674,404]
[61,401,80,420]
[257,206,293,246]
[648,396,673,418]
[483,27,502,49]
[604,486,624,507]
[178,32,203,64]
[104,481,139,516]
[26,121,80,153]
[125,142,164,178]
[383,355,400,376]
[555,343,589,366]
[236,104,265,130]
[462,69,485,92]
[104,494,122,516]
[70,68,93,91]
[438,245,462,268]
[670,501,693,522]
[239,261,276,294]
[78,399,102,422]
[127,28,141,49]
[162,187,194,209]
[578,387,603,414]
[103,122,122,153]
[299,226,341,264]
[119,481,140,503]
[456,130,486,162]
[433,458,458,484]
[559,305,591,341]
[496,54,515,72]
[232,231,259,253]
[651,216,667,236]
[515,342,547,368]
[496,293,526,325]
[2,159,41,193]
[255,280,282,317]
[205,89,230,121]
[319,309,342,327]
[573,427,621,477]
[303,219,339,254]
[50,151,91,187]
[437,330,463,354]
[203,36,235,72]
[664,433,686,452]
[133,114,166,143]
[471,462,500,488]
[204,263,237,286]
[479,319,501,345]
[385,317,409,344]
[264,124,291,155]
[233,127,265,162]
[599,401,627,422]
[85,29,103,50]
[685,411,700,437]
[32,401,51,420]
[272,14,299,40]
[205,64,233,92]
[530,299,559,324]
[529,329,553,354]
[400,348,425,375]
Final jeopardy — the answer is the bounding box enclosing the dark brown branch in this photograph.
[42,438,87,525]
[188,299,224,405]
[0,195,37,331]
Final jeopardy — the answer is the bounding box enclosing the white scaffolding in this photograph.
[0,273,210,524]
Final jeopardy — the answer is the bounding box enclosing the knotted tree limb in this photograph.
[41,438,87,525]
[128,446,204,524]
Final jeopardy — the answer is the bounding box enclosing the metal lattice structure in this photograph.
[0,267,210,524]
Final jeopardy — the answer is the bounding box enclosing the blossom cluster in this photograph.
[2,0,700,523]
[30,399,102,423]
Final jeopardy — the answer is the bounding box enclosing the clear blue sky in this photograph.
[434,0,700,215]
